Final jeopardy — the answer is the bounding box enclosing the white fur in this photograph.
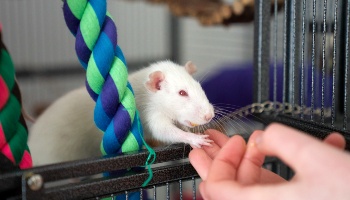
[130,60,214,146]
[28,87,103,166]
[28,60,214,166]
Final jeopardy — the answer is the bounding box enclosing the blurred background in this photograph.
[0,0,256,120]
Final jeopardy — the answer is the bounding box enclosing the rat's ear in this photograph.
[184,61,197,75]
[145,71,164,92]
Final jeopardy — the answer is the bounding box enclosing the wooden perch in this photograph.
[223,0,284,25]
[145,0,284,26]
[232,0,285,15]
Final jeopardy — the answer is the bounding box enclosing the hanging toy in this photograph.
[0,24,33,170]
[62,0,155,186]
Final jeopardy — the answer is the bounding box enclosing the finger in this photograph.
[323,132,346,149]
[255,123,341,174]
[200,180,241,200]
[237,130,266,185]
[204,129,230,147]
[202,179,288,200]
[198,181,208,200]
[206,135,246,182]
[260,168,287,184]
[189,148,212,180]
[201,129,230,159]
[239,131,286,185]
[189,129,230,180]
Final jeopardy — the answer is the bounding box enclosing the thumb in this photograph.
[255,123,339,174]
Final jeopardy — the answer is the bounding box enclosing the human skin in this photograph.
[189,123,348,200]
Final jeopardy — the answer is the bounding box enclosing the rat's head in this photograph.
[145,60,214,127]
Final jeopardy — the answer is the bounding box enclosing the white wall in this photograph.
[0,0,255,117]
[0,0,170,69]
[0,0,172,117]
[179,18,254,78]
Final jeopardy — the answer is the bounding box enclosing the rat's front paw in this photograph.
[190,134,213,148]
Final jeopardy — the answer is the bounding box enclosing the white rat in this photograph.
[28,60,214,166]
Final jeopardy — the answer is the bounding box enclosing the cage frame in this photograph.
[1,0,350,199]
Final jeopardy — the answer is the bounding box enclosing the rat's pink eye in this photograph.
[179,90,188,96]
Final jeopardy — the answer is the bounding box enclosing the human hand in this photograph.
[190,129,286,184]
[189,124,348,200]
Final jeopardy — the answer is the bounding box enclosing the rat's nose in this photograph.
[204,113,214,122]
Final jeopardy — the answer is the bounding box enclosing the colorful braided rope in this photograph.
[0,26,32,170]
[62,0,152,158]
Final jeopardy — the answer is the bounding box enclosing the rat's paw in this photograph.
[190,134,213,148]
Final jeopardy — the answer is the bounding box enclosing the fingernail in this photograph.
[248,141,255,148]
[254,132,263,145]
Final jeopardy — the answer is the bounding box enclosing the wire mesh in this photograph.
[259,0,350,136]
[344,0,350,130]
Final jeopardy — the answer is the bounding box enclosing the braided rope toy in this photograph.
[62,0,155,186]
[0,25,32,170]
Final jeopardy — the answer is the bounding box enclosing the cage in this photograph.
[0,0,350,199]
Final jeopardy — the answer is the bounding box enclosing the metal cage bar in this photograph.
[254,0,271,103]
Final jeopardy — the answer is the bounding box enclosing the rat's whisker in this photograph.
[211,118,230,134]
[197,68,215,84]
[214,103,268,125]
[214,111,248,135]
[209,112,232,135]
[212,103,245,109]
[213,106,259,135]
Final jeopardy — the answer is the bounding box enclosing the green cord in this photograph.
[137,113,156,187]
[142,144,156,187]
